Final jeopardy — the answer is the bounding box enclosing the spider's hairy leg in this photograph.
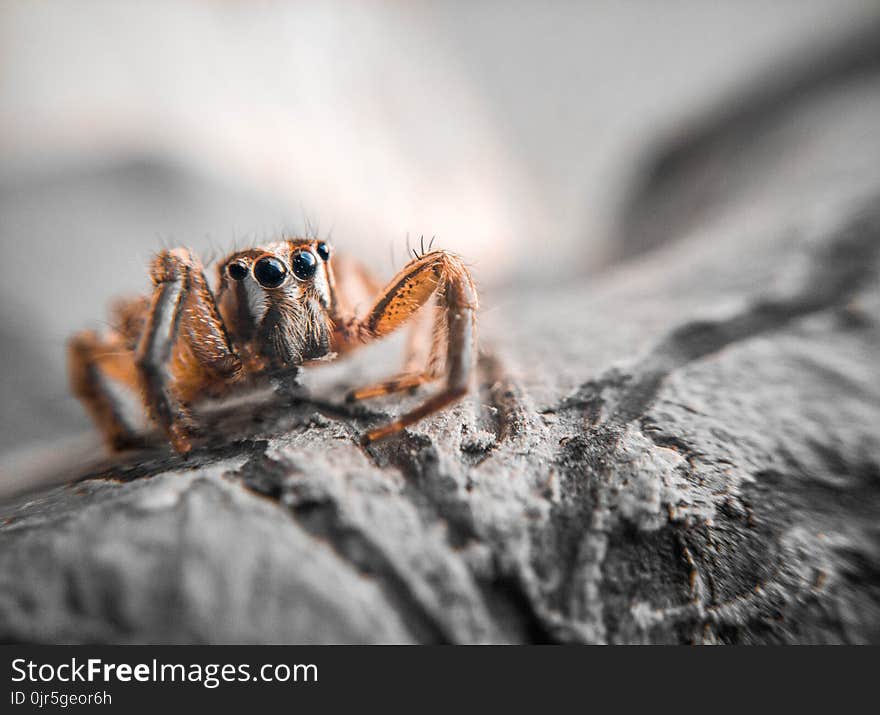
[346,303,437,401]
[344,250,477,444]
[347,372,433,401]
[135,248,241,453]
[68,330,146,450]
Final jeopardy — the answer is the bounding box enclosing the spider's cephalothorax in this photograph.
[68,238,478,452]
[217,241,335,370]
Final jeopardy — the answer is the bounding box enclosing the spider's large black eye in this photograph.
[291,250,318,280]
[316,242,331,261]
[227,261,248,281]
[254,256,288,288]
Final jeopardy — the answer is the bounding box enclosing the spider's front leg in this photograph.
[342,250,478,445]
[135,249,241,453]
[345,303,436,401]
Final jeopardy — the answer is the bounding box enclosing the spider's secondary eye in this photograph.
[291,250,318,280]
[316,242,331,261]
[254,256,288,288]
[227,262,248,281]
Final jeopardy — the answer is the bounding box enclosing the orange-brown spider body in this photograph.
[68,238,478,453]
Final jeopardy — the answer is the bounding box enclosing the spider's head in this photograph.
[217,238,335,368]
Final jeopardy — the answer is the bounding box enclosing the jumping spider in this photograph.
[68,238,478,453]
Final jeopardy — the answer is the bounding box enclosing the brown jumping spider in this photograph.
[68,238,478,453]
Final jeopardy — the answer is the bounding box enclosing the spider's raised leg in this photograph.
[135,249,241,452]
[345,303,438,401]
[342,250,477,444]
[68,330,146,450]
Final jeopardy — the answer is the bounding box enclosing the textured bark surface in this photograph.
[2,40,880,645]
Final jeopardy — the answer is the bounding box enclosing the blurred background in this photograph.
[1,0,879,459]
